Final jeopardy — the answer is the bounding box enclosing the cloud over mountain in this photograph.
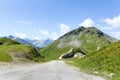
[14,31,27,39]
[79,18,95,27]
[103,14,120,28]
[60,23,70,35]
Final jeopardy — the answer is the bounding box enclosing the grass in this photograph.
[39,41,72,60]
[66,41,120,80]
[0,49,13,62]
[0,45,43,62]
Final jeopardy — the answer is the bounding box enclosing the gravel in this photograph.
[0,61,105,80]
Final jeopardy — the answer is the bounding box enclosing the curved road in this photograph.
[0,61,105,80]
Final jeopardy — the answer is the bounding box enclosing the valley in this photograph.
[1,1,120,80]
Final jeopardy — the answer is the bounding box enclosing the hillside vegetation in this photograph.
[0,37,43,62]
[68,41,120,80]
[39,41,72,60]
[0,37,20,45]
[39,27,116,60]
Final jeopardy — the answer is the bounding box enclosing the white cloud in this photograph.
[17,20,32,24]
[39,23,69,40]
[37,24,69,40]
[39,29,59,40]
[60,23,70,34]
[40,29,49,36]
[111,32,120,39]
[79,18,95,27]
[33,37,40,40]
[103,15,120,28]
[14,31,27,39]
[50,32,59,40]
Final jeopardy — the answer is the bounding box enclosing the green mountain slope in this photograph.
[0,37,20,45]
[69,41,120,80]
[39,27,117,60]
[0,38,43,62]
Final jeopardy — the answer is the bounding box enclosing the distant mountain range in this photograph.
[6,35,53,49]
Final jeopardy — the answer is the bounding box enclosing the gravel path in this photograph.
[0,61,105,80]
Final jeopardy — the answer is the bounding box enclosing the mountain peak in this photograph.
[59,26,101,39]
[59,26,117,42]
[7,35,16,39]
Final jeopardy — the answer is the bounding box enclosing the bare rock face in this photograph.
[73,53,85,59]
[59,48,85,59]
[59,48,73,59]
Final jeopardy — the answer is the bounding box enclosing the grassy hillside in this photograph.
[0,37,43,62]
[0,37,20,45]
[39,41,72,60]
[67,41,120,80]
[39,27,116,60]
[0,45,43,62]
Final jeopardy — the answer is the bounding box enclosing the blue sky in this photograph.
[0,0,120,40]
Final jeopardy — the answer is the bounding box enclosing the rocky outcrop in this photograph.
[59,48,73,59]
[73,53,85,59]
[59,48,85,59]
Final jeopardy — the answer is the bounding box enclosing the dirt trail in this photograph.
[0,61,105,80]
